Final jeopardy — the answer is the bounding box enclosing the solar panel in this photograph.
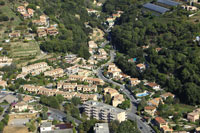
[143,3,170,14]
[157,0,180,6]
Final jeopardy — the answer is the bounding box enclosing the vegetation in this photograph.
[25,0,103,59]
[109,120,140,133]
[40,95,64,109]
[109,2,200,105]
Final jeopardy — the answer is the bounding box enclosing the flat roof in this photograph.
[84,100,125,114]
[157,0,180,6]
[143,3,170,14]
[94,123,109,133]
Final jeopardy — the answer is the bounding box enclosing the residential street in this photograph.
[96,50,155,133]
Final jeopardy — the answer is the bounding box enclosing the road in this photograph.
[96,50,155,133]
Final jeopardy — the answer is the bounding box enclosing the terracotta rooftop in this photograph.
[155,117,167,124]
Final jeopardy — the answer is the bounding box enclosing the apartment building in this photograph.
[44,68,64,78]
[84,101,127,123]
[22,62,50,75]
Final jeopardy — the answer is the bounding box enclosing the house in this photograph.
[144,106,156,116]
[40,122,53,133]
[32,20,44,25]
[161,126,173,133]
[40,15,49,25]
[87,9,99,14]
[0,56,12,67]
[84,78,104,85]
[195,127,200,133]
[112,94,125,107]
[12,101,28,112]
[182,5,198,11]
[147,82,161,91]
[129,78,141,86]
[82,85,97,92]
[187,112,199,122]
[154,117,168,129]
[23,95,34,103]
[17,6,26,13]
[21,13,31,19]
[98,48,107,56]
[136,63,146,72]
[22,62,50,74]
[66,65,79,75]
[88,41,98,49]
[148,97,162,107]
[37,28,47,37]
[9,32,21,38]
[0,80,7,88]
[63,83,77,92]
[46,27,59,36]
[68,75,86,81]
[112,13,121,18]
[27,8,34,16]
[75,93,97,101]
[104,87,119,97]
[161,92,175,100]
[44,68,64,78]
[78,69,92,77]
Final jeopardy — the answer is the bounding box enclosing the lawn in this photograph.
[172,104,195,114]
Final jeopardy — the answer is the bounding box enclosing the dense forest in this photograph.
[25,0,101,59]
[106,1,200,105]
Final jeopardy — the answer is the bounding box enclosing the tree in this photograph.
[117,120,140,133]
[71,97,81,106]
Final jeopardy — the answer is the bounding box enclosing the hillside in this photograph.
[108,1,200,105]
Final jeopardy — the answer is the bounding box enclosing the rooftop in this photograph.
[84,100,125,114]
[155,117,167,124]
[157,0,180,6]
[94,123,109,133]
[143,3,170,14]
[41,122,52,128]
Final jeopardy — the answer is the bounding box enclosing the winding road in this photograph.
[96,50,155,133]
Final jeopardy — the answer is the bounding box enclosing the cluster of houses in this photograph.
[23,84,97,101]
[17,5,34,19]
[106,63,130,80]
[36,25,59,37]
[104,87,125,107]
[44,68,64,78]
[17,62,51,79]
[106,11,123,27]
[11,95,38,113]
[143,92,175,132]
[68,75,104,85]
[57,82,97,93]
[88,41,108,62]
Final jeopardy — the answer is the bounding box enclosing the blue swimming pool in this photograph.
[136,92,149,97]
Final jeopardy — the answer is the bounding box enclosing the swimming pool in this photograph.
[136,92,149,97]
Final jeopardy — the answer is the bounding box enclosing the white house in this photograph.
[40,122,52,133]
